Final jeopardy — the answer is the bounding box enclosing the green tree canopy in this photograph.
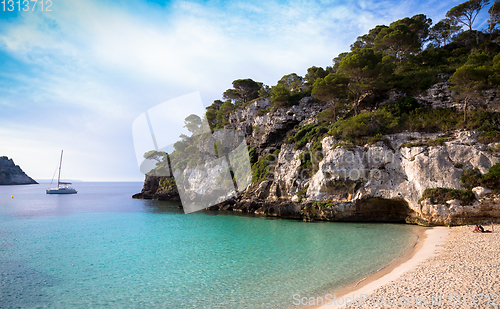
[338,48,389,114]
[489,0,500,32]
[277,73,304,91]
[332,52,350,71]
[350,25,388,50]
[429,19,461,46]
[143,150,167,162]
[223,78,261,104]
[184,114,203,135]
[374,23,421,60]
[450,61,492,122]
[465,51,490,65]
[446,0,490,43]
[304,66,330,86]
[392,14,433,44]
[494,53,500,73]
[258,84,271,98]
[205,100,223,128]
[222,89,240,103]
[491,53,500,85]
[312,73,350,121]
[216,101,235,127]
[270,84,291,107]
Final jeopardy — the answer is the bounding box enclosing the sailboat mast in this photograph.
[57,150,63,186]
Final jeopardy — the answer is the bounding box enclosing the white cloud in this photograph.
[0,0,473,181]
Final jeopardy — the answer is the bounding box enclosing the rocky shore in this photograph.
[133,84,500,226]
[133,130,500,226]
[0,156,37,185]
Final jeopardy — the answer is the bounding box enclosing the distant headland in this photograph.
[0,156,38,185]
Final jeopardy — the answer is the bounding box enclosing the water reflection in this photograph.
[141,199,184,214]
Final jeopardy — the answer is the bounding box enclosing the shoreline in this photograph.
[312,226,450,309]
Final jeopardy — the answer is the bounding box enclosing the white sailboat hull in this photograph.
[46,187,77,194]
[46,150,77,195]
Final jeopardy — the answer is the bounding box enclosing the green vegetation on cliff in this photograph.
[420,188,476,205]
[461,163,500,190]
[421,163,500,205]
[203,0,500,155]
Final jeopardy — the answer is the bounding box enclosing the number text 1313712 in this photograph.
[2,0,52,11]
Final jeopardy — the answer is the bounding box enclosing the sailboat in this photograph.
[46,150,77,194]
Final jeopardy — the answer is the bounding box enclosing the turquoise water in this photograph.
[0,182,420,308]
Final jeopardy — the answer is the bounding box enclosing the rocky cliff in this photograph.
[0,157,38,185]
[134,83,500,226]
[237,130,499,225]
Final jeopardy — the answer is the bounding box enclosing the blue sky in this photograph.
[0,0,493,181]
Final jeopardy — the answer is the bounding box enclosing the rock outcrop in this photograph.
[132,175,179,200]
[415,82,500,112]
[226,97,327,155]
[134,86,500,226]
[135,129,500,225]
[308,131,497,207]
[0,157,38,185]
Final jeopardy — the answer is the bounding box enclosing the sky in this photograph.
[0,0,494,182]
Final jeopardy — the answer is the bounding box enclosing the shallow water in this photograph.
[0,182,419,308]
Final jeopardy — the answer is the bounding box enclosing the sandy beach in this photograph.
[316,225,500,308]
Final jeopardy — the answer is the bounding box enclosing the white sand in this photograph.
[317,225,500,308]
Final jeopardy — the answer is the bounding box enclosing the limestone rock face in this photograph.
[226,97,327,153]
[472,186,493,199]
[416,82,456,109]
[0,157,37,185]
[415,81,500,112]
[303,131,500,225]
[267,144,303,200]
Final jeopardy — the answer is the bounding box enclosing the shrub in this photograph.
[286,123,328,150]
[317,107,337,123]
[385,97,421,116]
[159,178,176,190]
[478,130,500,144]
[313,201,334,208]
[297,185,309,197]
[461,164,500,190]
[420,188,475,205]
[251,155,273,183]
[391,70,440,95]
[327,107,500,146]
[426,137,446,146]
[481,163,500,189]
[461,169,481,189]
[248,147,258,165]
[297,152,313,178]
[400,137,445,148]
[296,185,309,199]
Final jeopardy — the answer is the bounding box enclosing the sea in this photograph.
[0,182,420,308]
